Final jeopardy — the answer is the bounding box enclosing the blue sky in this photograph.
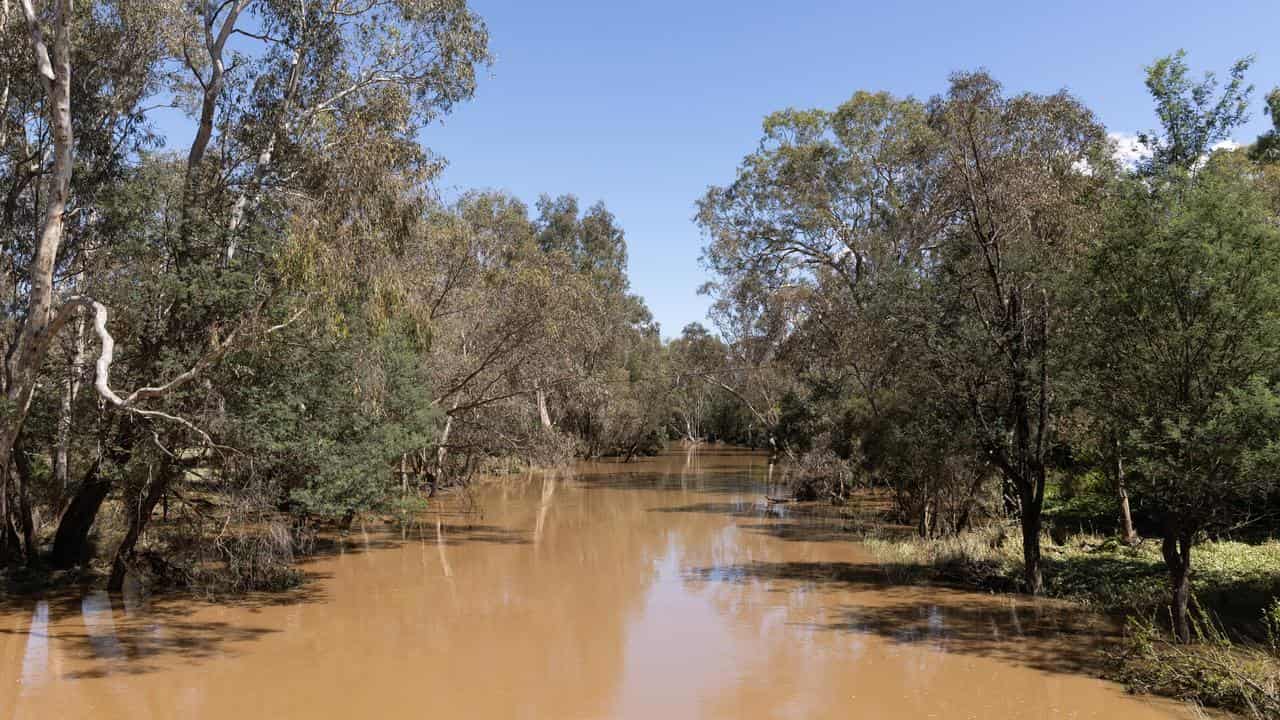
[422,0,1280,338]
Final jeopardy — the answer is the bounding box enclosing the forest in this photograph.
[2,1,1280,717]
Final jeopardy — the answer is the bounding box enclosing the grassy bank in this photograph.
[863,527,1280,717]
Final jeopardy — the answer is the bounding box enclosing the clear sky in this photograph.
[422,0,1280,338]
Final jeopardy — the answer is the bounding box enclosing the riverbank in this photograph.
[860,524,1280,718]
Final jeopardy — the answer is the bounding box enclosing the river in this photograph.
[0,448,1188,719]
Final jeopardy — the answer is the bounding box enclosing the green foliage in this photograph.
[1250,88,1280,163]
[1083,152,1280,537]
[224,318,441,521]
[1140,50,1254,171]
[1043,484,1125,535]
[869,528,1280,635]
[1265,598,1280,651]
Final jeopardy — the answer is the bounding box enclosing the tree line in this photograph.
[689,51,1280,643]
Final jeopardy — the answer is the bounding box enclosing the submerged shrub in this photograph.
[1113,612,1280,719]
[789,439,860,503]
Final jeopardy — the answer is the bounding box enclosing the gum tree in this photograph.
[926,72,1108,593]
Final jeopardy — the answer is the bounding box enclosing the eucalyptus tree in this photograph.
[0,0,491,573]
[697,92,942,461]
[667,323,727,442]
[412,192,576,476]
[95,0,484,584]
[0,0,171,563]
[699,72,1109,588]
[698,93,940,298]
[528,195,663,456]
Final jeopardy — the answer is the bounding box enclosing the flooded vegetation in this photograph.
[1,450,1189,719]
[3,2,1280,717]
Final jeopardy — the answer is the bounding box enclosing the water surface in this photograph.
[0,448,1187,719]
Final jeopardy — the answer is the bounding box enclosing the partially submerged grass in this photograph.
[864,529,1280,624]
[1113,611,1280,719]
[861,525,1018,588]
[862,526,1280,718]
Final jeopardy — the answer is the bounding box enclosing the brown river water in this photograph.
[1,448,1188,719]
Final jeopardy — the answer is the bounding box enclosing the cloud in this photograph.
[1109,132,1150,168]
[1107,132,1243,171]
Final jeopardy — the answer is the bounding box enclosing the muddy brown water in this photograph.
[1,448,1188,719]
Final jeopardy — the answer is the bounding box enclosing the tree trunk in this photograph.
[1161,525,1194,643]
[918,498,932,539]
[0,0,76,520]
[1001,475,1020,518]
[0,482,8,558]
[1019,485,1044,594]
[49,459,109,568]
[51,422,135,568]
[10,435,37,565]
[107,464,172,592]
[1,481,19,560]
[536,386,552,429]
[1113,444,1138,545]
[2,506,19,560]
[428,397,465,494]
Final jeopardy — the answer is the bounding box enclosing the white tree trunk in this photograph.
[2,1,75,558]
[536,386,553,429]
[436,414,454,475]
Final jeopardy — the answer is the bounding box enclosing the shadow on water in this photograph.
[0,516,538,682]
[738,521,869,543]
[0,584,331,680]
[0,477,574,684]
[578,471,773,495]
[685,559,1114,679]
[648,500,764,516]
[824,598,1108,677]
